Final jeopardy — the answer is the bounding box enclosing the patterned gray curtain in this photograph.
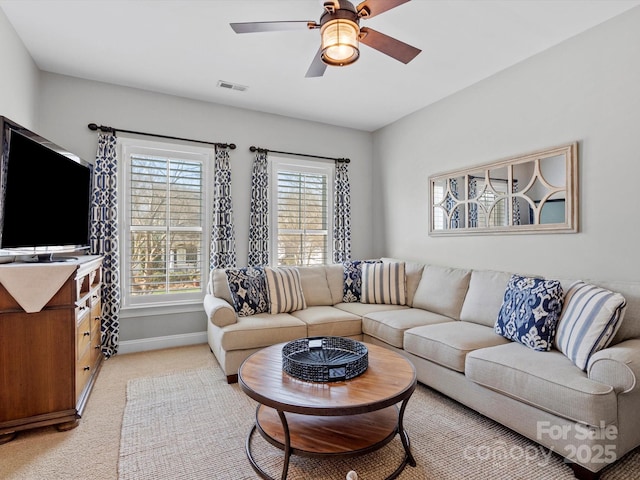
[210,146,237,269]
[90,133,120,358]
[333,161,351,263]
[468,177,478,228]
[448,179,460,228]
[512,179,521,225]
[248,151,269,266]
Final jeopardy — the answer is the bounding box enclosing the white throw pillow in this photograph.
[264,267,307,314]
[555,281,627,370]
[360,261,406,305]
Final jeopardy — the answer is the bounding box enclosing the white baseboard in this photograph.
[118,331,208,355]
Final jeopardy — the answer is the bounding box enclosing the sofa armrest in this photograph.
[587,338,640,394]
[204,294,237,328]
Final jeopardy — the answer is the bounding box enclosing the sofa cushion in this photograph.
[210,268,233,305]
[361,261,406,305]
[343,260,380,302]
[465,342,617,427]
[325,264,345,305]
[219,313,307,351]
[412,265,471,319]
[264,267,306,314]
[381,258,425,307]
[404,322,510,372]
[334,302,409,317]
[297,266,333,306]
[363,308,454,349]
[555,281,627,370]
[460,269,512,327]
[495,275,563,352]
[225,266,269,317]
[291,306,361,337]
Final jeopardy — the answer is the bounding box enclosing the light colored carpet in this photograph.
[118,363,640,480]
[1,344,639,480]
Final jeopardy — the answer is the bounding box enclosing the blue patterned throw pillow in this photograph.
[225,266,269,317]
[343,260,381,303]
[495,275,564,352]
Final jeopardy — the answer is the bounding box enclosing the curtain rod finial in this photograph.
[88,123,115,133]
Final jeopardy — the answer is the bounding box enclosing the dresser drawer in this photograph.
[76,311,91,357]
[76,347,92,399]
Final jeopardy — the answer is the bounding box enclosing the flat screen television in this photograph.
[0,116,93,262]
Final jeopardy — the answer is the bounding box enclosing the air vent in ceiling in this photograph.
[217,80,248,92]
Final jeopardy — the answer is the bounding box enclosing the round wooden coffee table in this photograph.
[238,341,417,480]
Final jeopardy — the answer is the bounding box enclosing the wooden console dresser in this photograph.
[0,255,103,443]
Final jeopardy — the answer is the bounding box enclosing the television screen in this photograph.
[0,118,93,258]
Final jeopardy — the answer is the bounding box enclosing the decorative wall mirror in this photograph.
[429,142,578,235]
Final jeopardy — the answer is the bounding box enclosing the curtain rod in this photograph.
[249,145,350,163]
[87,123,236,149]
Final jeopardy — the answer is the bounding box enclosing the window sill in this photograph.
[120,301,204,319]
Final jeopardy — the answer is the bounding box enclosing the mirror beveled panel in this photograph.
[428,143,578,235]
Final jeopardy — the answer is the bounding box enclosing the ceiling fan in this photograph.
[230,0,421,77]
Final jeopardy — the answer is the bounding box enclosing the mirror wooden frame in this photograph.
[428,142,578,236]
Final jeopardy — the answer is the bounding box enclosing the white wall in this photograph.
[36,73,374,343]
[0,8,39,128]
[372,6,640,283]
[38,73,374,264]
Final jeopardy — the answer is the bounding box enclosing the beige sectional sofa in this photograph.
[204,259,640,479]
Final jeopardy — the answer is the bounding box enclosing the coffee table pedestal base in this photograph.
[246,402,416,480]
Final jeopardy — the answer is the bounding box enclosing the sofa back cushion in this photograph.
[412,265,471,319]
[211,268,234,305]
[360,261,406,305]
[296,266,334,306]
[460,270,512,327]
[381,258,425,307]
[326,264,345,305]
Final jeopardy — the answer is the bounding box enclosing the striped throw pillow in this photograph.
[555,281,627,371]
[264,267,307,314]
[360,261,406,305]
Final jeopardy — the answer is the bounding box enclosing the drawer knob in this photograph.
[83,366,90,371]
[83,331,90,337]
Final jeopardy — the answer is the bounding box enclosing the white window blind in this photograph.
[120,138,211,307]
[271,158,333,266]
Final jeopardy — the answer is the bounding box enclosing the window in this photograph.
[119,138,212,307]
[270,157,334,266]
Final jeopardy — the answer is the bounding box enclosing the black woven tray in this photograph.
[282,337,368,382]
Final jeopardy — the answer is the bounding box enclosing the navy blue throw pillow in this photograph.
[495,274,564,352]
[225,266,269,317]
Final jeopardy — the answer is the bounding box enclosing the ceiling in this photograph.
[2,0,639,132]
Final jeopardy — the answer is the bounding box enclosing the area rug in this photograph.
[118,367,639,480]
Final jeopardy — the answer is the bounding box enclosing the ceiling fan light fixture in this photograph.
[320,18,359,66]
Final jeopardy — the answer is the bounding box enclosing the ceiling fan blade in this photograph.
[356,0,410,18]
[359,27,421,64]
[305,47,327,78]
[230,21,314,34]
